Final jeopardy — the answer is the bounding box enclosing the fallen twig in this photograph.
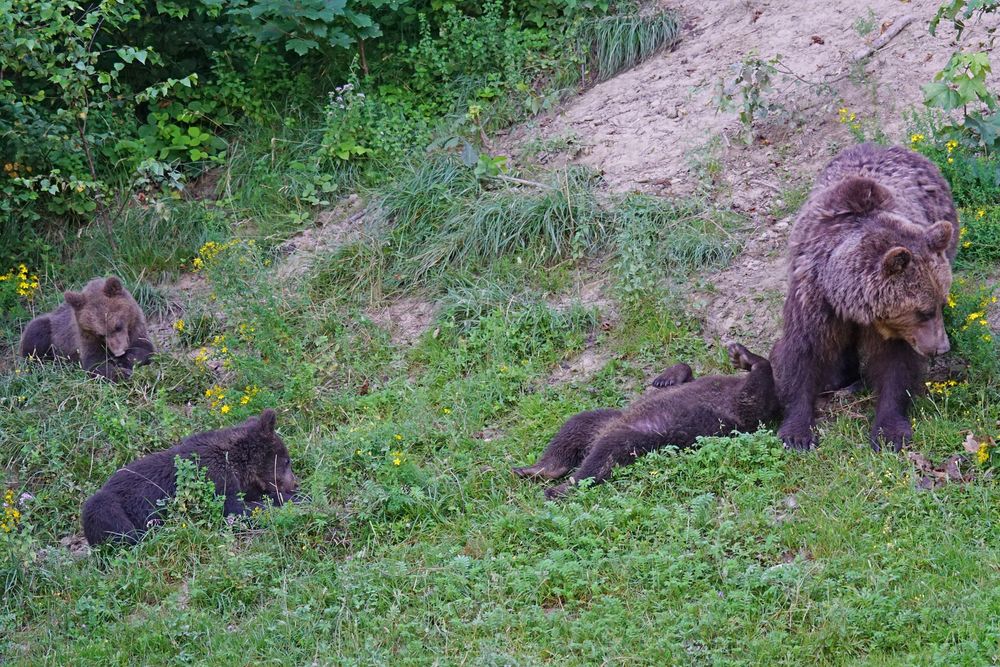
[851,15,915,62]
[491,174,556,190]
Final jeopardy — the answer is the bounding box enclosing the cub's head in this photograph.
[868,219,954,357]
[238,409,299,502]
[64,277,139,357]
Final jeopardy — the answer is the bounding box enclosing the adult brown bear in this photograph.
[770,143,958,451]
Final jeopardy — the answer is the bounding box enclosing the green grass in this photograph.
[581,10,682,82]
[3,186,999,662]
[3,34,1000,666]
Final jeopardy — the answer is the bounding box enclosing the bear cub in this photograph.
[513,343,780,499]
[82,409,299,546]
[19,276,154,381]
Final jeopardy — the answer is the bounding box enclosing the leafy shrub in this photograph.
[924,1,1000,152]
[168,455,225,530]
[944,277,1000,379]
[713,53,781,144]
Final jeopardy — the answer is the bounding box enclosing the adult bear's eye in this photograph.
[917,309,936,322]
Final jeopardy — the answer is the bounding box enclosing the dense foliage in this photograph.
[1,0,631,258]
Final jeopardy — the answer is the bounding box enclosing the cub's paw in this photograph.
[544,482,572,501]
[870,418,912,452]
[651,363,693,388]
[513,464,552,480]
[726,342,761,371]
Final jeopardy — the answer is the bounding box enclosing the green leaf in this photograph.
[285,38,319,55]
[923,82,961,110]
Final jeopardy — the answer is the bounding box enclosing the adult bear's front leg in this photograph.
[771,336,824,451]
[861,330,925,452]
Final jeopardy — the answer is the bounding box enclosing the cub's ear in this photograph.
[64,291,86,310]
[926,220,954,254]
[827,177,892,215]
[881,246,912,276]
[256,409,277,436]
[103,276,124,297]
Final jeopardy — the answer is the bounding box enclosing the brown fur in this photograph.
[82,409,299,546]
[19,276,154,380]
[771,143,959,451]
[513,343,780,499]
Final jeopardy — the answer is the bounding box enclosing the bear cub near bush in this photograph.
[770,143,959,452]
[19,276,154,380]
[82,409,299,546]
[513,343,780,499]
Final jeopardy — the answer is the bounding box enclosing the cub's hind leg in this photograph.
[513,409,621,481]
[545,425,667,499]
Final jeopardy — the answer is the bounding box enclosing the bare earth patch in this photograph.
[367,297,439,347]
[275,194,368,282]
[546,274,618,385]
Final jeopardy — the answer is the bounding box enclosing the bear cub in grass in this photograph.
[770,143,959,452]
[513,343,780,499]
[82,409,298,546]
[19,276,154,381]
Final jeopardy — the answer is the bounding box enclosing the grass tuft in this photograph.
[581,10,681,82]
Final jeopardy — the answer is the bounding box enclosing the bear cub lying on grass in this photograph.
[514,343,780,499]
[19,276,154,381]
[82,409,299,546]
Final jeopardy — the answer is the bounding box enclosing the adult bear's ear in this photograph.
[103,276,124,297]
[827,177,892,215]
[926,220,953,254]
[881,246,912,276]
[64,291,86,310]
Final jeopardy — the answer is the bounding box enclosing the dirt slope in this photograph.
[506,0,974,351]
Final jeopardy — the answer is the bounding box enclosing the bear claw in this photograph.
[780,432,817,451]
[651,363,693,388]
[870,420,912,452]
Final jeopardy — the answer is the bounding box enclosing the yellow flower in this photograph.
[174,319,185,333]
[393,457,401,466]
[947,295,957,308]
[220,404,231,414]
[983,334,993,343]
[967,311,985,323]
[394,434,402,441]
[963,241,972,248]
[978,209,986,218]
[442,407,451,414]
[977,443,990,465]
[947,157,954,164]
[946,140,958,152]
[910,133,925,144]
